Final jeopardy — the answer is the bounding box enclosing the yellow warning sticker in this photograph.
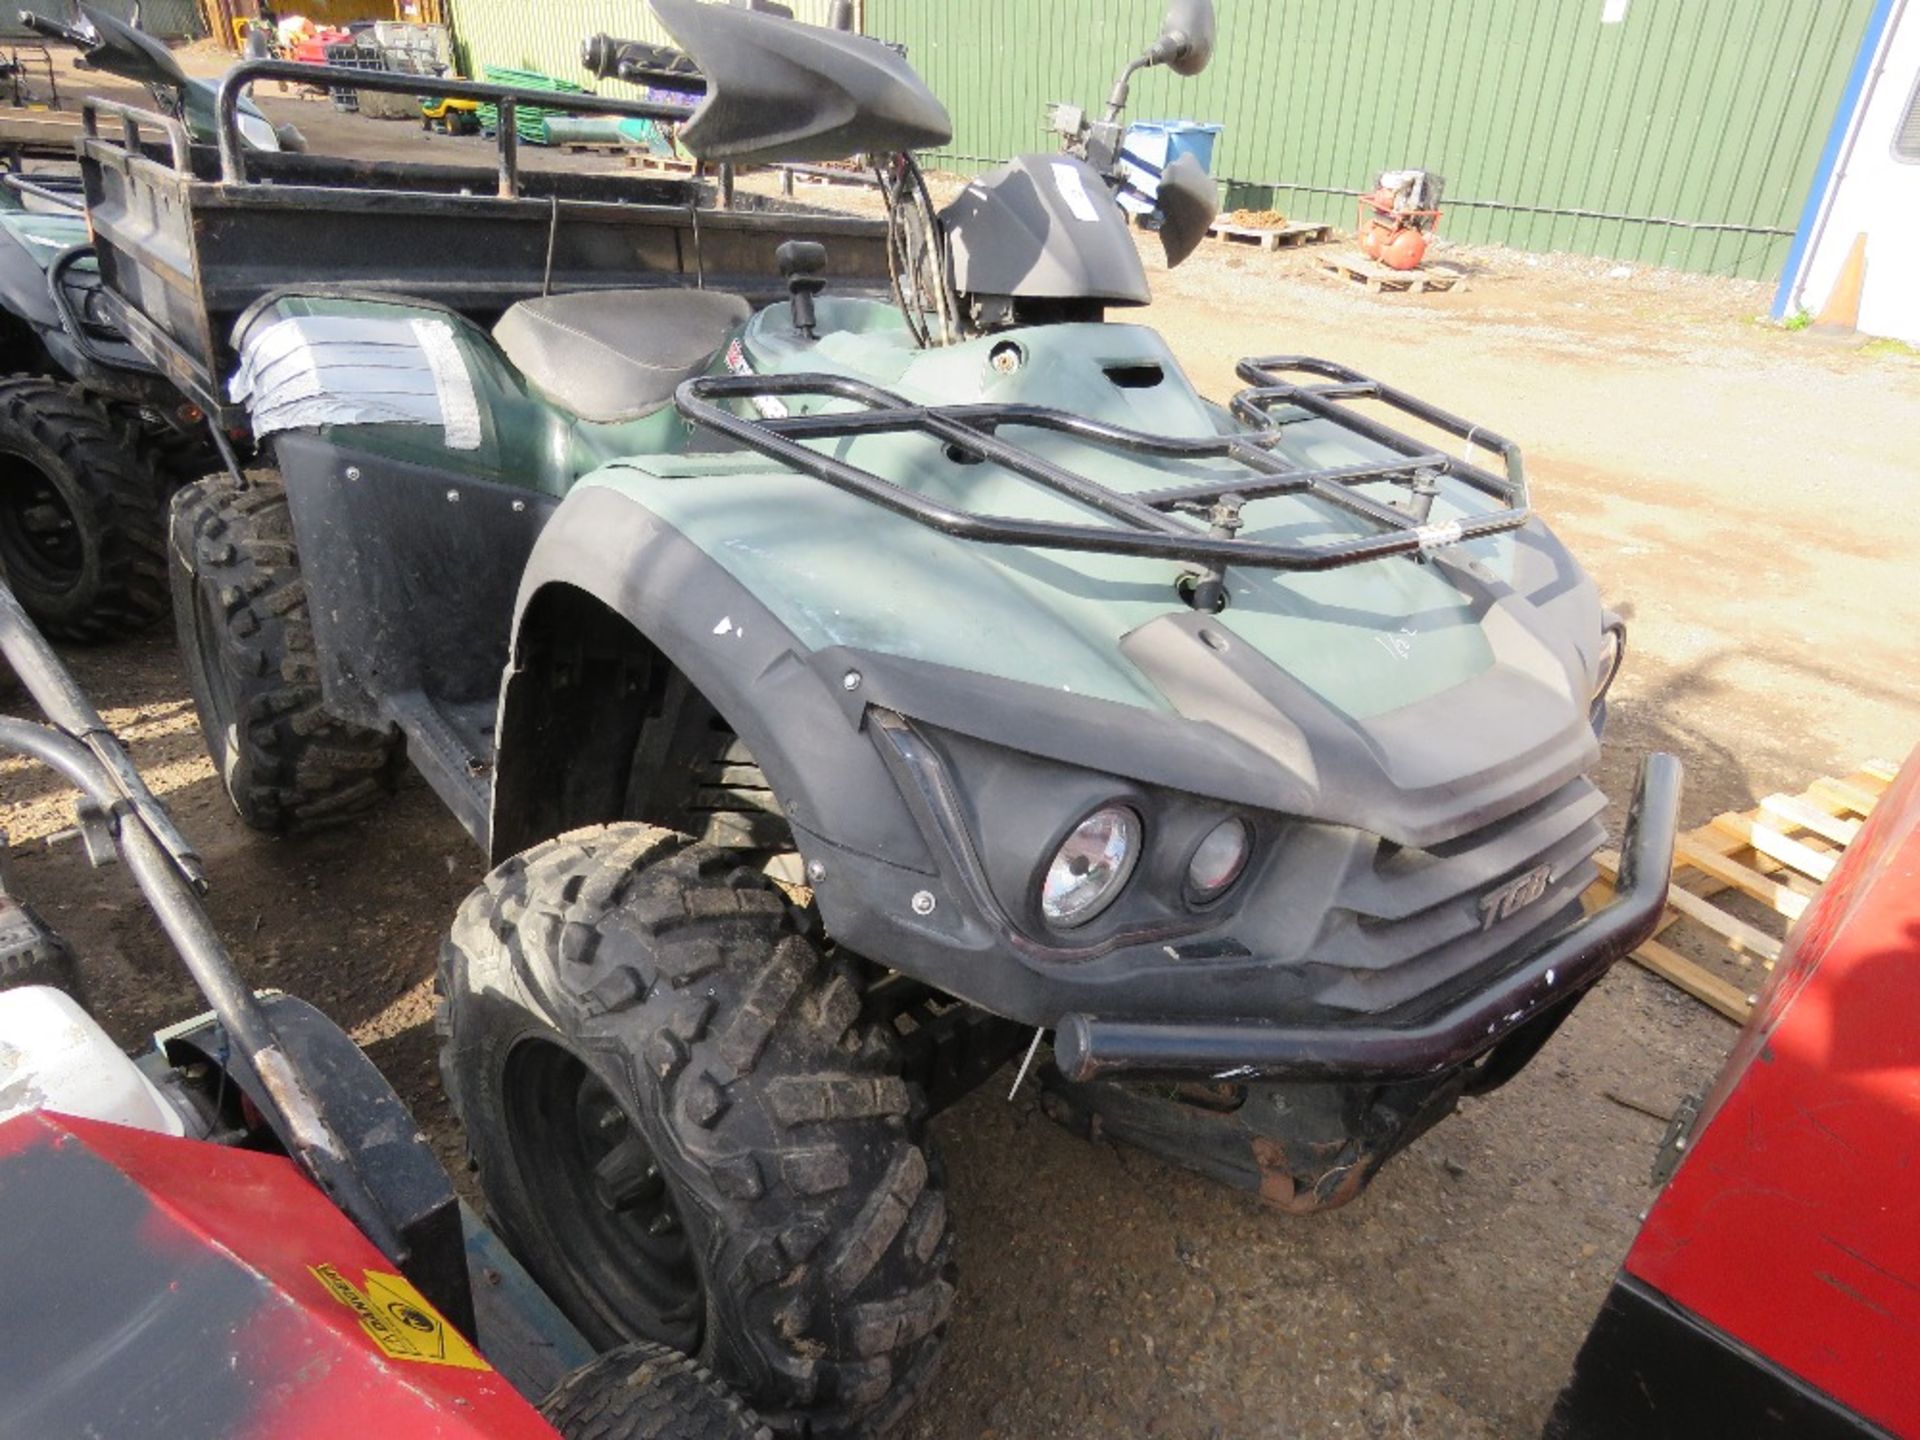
[311,1263,492,1372]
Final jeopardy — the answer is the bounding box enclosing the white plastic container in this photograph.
[0,985,185,1136]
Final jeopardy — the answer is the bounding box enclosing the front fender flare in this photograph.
[494,483,934,876]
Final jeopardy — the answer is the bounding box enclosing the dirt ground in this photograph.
[6,56,1920,1439]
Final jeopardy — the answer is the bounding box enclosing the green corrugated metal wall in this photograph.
[445,0,842,89]
[864,0,1875,280]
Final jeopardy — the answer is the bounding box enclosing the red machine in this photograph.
[289,28,355,65]
[0,1110,557,1437]
[1357,168,1444,271]
[1550,744,1920,1438]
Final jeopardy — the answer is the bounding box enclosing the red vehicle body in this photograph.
[1550,744,1920,1438]
[0,1109,561,1438]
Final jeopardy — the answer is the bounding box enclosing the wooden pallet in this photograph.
[1318,254,1464,292]
[1583,760,1899,1022]
[1206,220,1333,251]
[618,152,698,175]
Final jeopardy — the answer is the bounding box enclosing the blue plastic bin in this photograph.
[1118,119,1223,218]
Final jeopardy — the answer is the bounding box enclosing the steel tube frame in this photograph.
[675,355,1529,573]
[79,96,191,171]
[0,583,201,884]
[213,59,697,190]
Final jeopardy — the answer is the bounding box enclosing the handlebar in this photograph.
[213,58,698,194]
[580,32,707,95]
[15,9,90,47]
[1,172,85,212]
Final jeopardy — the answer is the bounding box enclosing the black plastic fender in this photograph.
[495,483,935,877]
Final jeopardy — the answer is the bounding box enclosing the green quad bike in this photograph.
[80,0,1679,1433]
[0,5,294,639]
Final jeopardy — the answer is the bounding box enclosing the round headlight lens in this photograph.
[1040,806,1141,929]
[1188,817,1252,901]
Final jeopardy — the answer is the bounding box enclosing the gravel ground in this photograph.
[5,53,1918,1440]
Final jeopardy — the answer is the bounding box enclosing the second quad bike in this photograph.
[76,0,1679,1433]
[0,3,293,639]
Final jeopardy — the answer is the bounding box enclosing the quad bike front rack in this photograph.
[676,357,1527,599]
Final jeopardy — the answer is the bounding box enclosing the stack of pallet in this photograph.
[1585,760,1898,1022]
[476,67,590,147]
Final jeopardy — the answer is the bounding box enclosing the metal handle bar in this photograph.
[44,243,163,378]
[0,576,418,1275]
[0,712,405,1268]
[214,57,697,195]
[1,172,85,212]
[0,581,201,886]
[80,96,191,171]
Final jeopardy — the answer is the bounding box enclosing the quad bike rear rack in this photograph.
[675,357,1528,583]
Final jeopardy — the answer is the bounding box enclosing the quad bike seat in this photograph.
[493,287,751,423]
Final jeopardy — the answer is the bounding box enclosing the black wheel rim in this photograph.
[0,450,84,603]
[502,1038,705,1351]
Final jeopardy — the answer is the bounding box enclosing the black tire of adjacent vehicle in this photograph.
[0,377,168,641]
[541,1339,772,1440]
[0,901,81,1000]
[438,825,955,1439]
[168,471,402,832]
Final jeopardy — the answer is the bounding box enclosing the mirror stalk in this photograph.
[1101,57,1147,127]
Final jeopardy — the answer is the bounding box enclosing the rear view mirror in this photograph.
[1150,0,1215,77]
[1156,150,1218,267]
[652,0,951,165]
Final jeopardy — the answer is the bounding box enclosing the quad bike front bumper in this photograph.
[1052,753,1680,1085]
[1033,755,1677,1211]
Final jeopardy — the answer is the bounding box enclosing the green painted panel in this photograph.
[863,0,1876,280]
[445,0,844,91]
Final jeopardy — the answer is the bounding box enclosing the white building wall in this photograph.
[1793,4,1920,342]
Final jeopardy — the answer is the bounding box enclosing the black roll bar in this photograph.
[213,58,698,195]
[0,170,85,212]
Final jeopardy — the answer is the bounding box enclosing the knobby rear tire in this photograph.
[0,377,168,642]
[168,472,401,832]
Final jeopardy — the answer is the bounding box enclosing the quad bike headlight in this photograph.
[1040,805,1141,929]
[1186,817,1252,903]
[236,110,280,153]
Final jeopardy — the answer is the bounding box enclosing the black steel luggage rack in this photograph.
[674,356,1529,577]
